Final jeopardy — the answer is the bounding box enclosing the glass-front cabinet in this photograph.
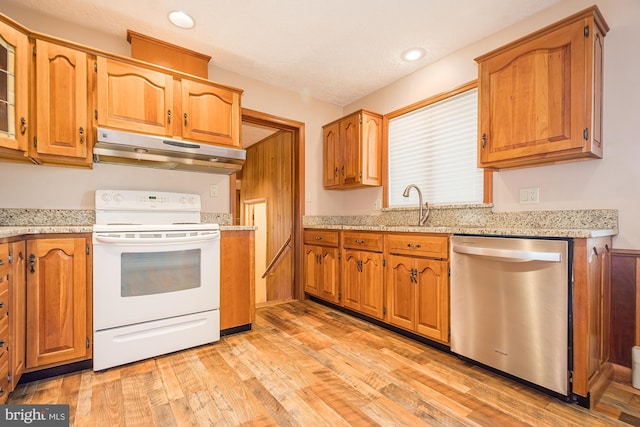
[0,18,28,155]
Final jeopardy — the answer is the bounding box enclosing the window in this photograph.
[386,82,485,207]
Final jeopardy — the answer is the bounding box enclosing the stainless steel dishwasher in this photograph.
[450,235,571,397]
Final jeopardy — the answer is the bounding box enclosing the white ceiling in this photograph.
[4,0,561,107]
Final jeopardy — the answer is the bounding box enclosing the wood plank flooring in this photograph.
[8,300,640,426]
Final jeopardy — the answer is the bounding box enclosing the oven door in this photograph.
[92,230,220,331]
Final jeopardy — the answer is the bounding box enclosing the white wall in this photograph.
[345,0,640,249]
[0,2,344,215]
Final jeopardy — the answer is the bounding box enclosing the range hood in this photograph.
[93,127,246,174]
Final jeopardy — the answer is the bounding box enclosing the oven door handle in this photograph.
[94,232,219,245]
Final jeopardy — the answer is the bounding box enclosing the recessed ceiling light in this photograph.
[168,11,195,29]
[401,47,426,62]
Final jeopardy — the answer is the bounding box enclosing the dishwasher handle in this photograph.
[452,244,562,262]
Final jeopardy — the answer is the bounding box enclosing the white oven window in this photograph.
[121,249,201,297]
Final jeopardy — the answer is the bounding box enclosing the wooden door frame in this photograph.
[234,108,305,301]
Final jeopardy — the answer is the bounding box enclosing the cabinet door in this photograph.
[26,237,89,368]
[386,254,415,330]
[323,122,340,188]
[220,230,254,330]
[34,40,88,160]
[340,113,361,186]
[478,19,588,166]
[360,251,384,320]
[8,241,26,391]
[181,78,240,146]
[318,247,340,304]
[341,249,362,311]
[414,258,449,343]
[303,245,321,296]
[0,20,29,153]
[585,237,612,380]
[97,56,173,136]
[360,112,382,186]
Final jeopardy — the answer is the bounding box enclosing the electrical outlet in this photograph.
[209,184,218,198]
[519,187,539,204]
[373,199,382,210]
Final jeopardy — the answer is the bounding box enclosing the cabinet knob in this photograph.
[315,236,322,240]
[184,113,188,127]
[168,109,172,124]
[79,126,84,144]
[0,301,3,309]
[334,167,338,177]
[407,243,422,249]
[20,117,27,135]
[29,254,36,274]
[481,133,487,149]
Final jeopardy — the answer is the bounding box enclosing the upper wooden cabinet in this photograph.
[476,6,608,170]
[0,18,29,157]
[323,109,382,189]
[180,78,240,146]
[96,56,173,137]
[97,56,242,147]
[33,39,91,164]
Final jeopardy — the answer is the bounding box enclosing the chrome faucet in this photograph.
[402,184,429,226]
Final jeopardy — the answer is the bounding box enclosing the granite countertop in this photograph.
[0,225,94,239]
[304,223,616,238]
[0,209,255,240]
[303,207,619,239]
[0,224,255,239]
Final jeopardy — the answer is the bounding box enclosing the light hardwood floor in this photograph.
[9,300,640,426]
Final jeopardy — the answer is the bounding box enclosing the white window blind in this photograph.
[388,87,483,207]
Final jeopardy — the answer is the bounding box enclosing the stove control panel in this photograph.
[95,190,201,211]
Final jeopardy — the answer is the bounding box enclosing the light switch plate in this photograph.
[519,187,539,204]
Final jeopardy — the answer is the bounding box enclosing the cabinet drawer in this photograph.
[0,275,8,318]
[0,244,8,276]
[385,234,449,259]
[304,230,339,247]
[342,231,383,252]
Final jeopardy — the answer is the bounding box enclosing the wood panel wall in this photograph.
[610,249,640,368]
[240,131,293,301]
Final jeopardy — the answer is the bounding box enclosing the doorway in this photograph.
[234,109,305,303]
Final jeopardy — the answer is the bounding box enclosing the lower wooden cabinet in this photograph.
[26,235,92,369]
[342,232,384,319]
[303,230,340,304]
[386,254,449,343]
[304,245,340,304]
[572,236,612,404]
[220,230,255,331]
[385,234,450,344]
[8,241,26,394]
[303,228,451,345]
[0,244,9,403]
